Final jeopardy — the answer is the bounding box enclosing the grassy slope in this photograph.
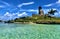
[9,15,60,24]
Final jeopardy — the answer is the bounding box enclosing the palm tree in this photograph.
[48,9,57,15]
[48,9,57,20]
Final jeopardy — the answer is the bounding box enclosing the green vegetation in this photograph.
[6,14,60,24]
[4,8,60,24]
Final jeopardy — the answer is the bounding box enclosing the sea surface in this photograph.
[0,23,60,39]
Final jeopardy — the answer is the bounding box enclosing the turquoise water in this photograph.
[0,23,60,39]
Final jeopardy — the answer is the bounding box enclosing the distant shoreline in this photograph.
[3,21,60,24]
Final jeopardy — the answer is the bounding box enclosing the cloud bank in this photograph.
[0,12,28,20]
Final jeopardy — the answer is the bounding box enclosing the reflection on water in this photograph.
[0,23,60,39]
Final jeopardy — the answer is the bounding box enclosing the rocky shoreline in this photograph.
[3,20,60,24]
[34,21,60,24]
[4,21,60,24]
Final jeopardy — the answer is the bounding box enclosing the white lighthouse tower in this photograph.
[39,6,44,16]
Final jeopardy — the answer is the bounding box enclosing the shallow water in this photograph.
[0,23,60,39]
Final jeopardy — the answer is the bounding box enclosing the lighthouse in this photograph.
[39,6,44,16]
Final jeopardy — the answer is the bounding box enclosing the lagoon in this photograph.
[0,23,60,39]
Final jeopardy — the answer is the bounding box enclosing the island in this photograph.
[3,6,60,24]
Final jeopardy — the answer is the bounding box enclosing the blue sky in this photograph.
[0,0,60,20]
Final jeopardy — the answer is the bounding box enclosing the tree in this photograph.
[48,9,57,15]
[48,9,57,20]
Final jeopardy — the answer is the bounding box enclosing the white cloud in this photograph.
[19,9,38,12]
[27,9,38,13]
[1,1,10,6]
[4,12,12,17]
[18,2,34,7]
[0,1,10,8]
[19,9,38,14]
[56,0,60,3]
[22,2,34,5]
[4,12,27,17]
[43,3,53,7]
[52,8,57,10]
[0,5,5,8]
[43,0,60,7]
[0,12,13,20]
[12,13,16,15]
[18,12,27,17]
[28,9,38,12]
